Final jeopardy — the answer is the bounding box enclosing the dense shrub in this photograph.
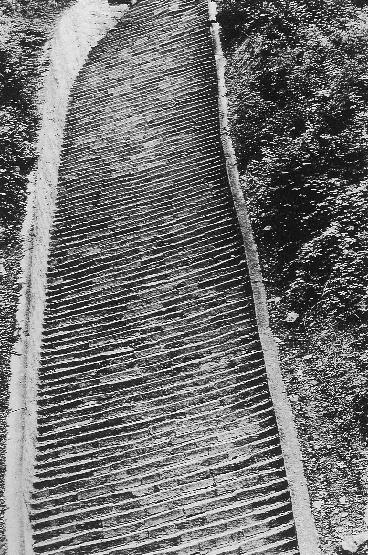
[218,0,368,326]
[0,45,35,232]
[0,1,73,233]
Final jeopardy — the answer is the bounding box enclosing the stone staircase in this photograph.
[29,1,300,553]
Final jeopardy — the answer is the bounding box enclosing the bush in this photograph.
[219,0,368,327]
[0,46,36,230]
[0,2,73,232]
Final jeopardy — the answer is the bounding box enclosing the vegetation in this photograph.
[0,1,73,544]
[1,0,368,549]
[218,0,368,431]
[218,0,368,326]
[0,0,74,236]
[0,47,35,231]
[218,0,368,549]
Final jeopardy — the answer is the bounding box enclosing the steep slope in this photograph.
[26,0,301,553]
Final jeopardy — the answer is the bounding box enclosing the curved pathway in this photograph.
[30,1,300,553]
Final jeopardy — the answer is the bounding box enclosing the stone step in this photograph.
[29,0,299,553]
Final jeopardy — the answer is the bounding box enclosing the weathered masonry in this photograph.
[5,1,320,553]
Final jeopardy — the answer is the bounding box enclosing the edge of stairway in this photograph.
[4,2,129,552]
[208,1,321,553]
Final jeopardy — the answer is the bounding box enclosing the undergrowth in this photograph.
[0,0,74,544]
[218,0,368,433]
[218,0,368,549]
[218,0,368,331]
[0,0,74,239]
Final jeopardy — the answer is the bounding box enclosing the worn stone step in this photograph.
[29,0,299,552]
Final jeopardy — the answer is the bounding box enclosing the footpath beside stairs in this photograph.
[30,1,302,553]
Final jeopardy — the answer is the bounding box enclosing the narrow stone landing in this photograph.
[30,1,300,553]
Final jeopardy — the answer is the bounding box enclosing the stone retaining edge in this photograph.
[208,2,321,553]
[4,2,128,553]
